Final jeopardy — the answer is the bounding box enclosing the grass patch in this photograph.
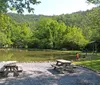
[75,54,100,72]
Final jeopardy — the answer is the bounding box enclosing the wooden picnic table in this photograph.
[56,59,71,65]
[52,59,74,73]
[0,61,23,77]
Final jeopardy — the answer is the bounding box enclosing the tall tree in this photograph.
[0,32,10,47]
[11,23,32,48]
[0,13,13,47]
[86,7,100,41]
[34,18,67,49]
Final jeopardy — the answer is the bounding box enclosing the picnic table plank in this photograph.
[56,59,71,64]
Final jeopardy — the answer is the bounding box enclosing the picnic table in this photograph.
[0,61,23,77]
[52,59,75,73]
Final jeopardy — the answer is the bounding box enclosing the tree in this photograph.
[34,18,67,49]
[64,26,88,50]
[87,0,100,5]
[0,13,13,47]
[85,7,100,41]
[11,23,32,48]
[0,32,11,47]
[34,18,55,49]
[0,0,41,13]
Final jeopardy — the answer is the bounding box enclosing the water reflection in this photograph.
[0,49,76,62]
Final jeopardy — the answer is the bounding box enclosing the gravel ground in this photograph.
[0,62,100,85]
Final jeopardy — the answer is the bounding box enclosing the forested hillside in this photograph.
[0,7,100,51]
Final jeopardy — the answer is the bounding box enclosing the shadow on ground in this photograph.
[0,67,100,85]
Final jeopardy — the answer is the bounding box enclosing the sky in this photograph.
[9,0,96,15]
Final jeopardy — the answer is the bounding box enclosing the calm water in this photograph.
[0,49,76,62]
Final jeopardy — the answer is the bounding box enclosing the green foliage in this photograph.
[0,0,41,13]
[11,23,32,48]
[1,7,100,50]
[0,32,9,47]
[34,18,67,49]
[86,7,100,41]
[0,13,33,48]
[64,26,88,50]
[0,13,13,47]
[87,0,100,5]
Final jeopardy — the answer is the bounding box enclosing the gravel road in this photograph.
[0,62,100,85]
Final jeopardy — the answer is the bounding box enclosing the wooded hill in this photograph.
[0,7,100,51]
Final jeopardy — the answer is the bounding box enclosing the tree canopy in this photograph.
[0,0,100,51]
[5,6,100,51]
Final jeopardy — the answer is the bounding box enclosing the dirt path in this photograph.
[0,62,100,85]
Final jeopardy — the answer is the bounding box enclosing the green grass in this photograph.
[75,53,100,72]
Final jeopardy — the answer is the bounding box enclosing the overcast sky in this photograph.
[9,0,96,15]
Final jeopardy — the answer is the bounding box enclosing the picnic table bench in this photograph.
[51,59,76,73]
[0,61,23,77]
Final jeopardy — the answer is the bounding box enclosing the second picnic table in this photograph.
[52,59,74,73]
[0,61,23,77]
